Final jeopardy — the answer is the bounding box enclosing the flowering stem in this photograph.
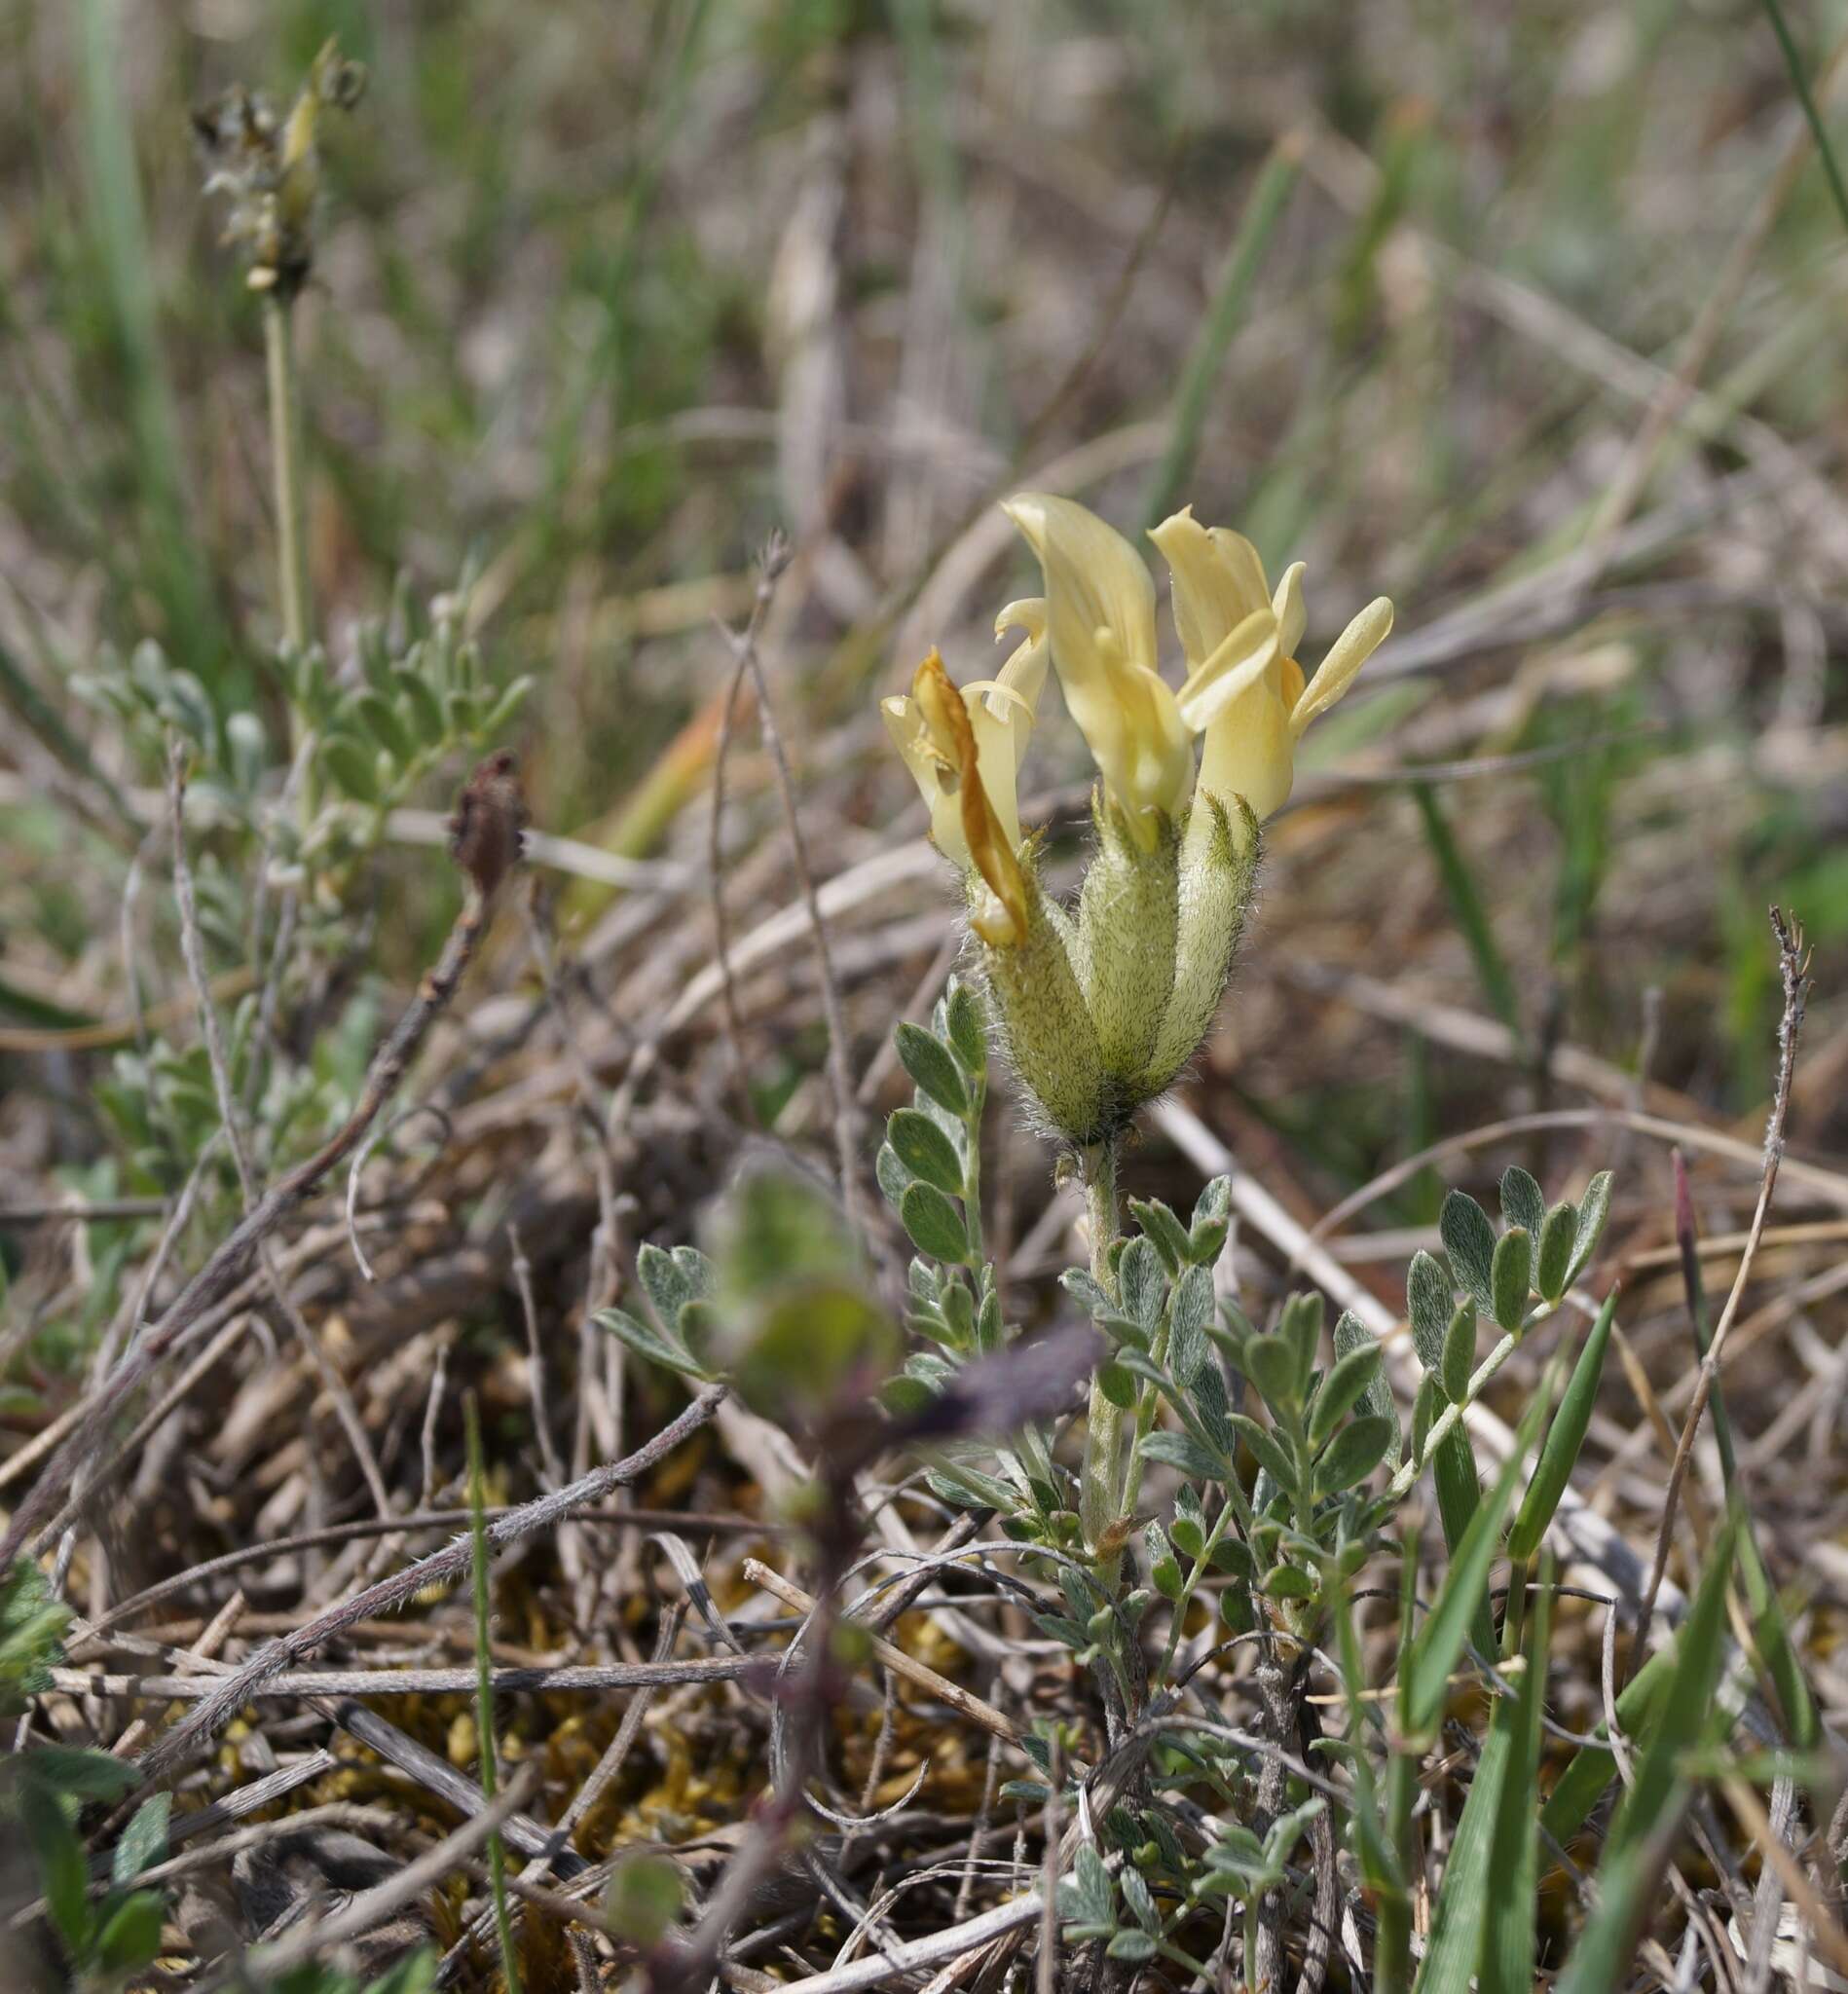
[1082,1138,1119,1294]
[263,289,315,824]
[263,292,311,656]
[1078,1137,1124,1562]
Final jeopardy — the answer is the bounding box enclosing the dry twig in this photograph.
[1624,909,1812,1676]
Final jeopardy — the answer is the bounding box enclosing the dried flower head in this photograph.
[194,40,365,298]
[448,750,528,901]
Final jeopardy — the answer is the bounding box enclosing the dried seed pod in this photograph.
[447,749,527,900]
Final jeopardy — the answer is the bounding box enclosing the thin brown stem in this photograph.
[1624,909,1811,1683]
[708,562,770,1119]
[221,1765,542,1989]
[716,535,866,1238]
[0,760,529,1580]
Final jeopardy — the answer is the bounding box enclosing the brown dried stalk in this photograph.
[1624,907,1812,1680]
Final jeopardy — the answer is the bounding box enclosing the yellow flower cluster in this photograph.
[885,493,1393,1139]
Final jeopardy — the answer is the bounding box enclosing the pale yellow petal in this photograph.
[992,596,1050,744]
[970,886,1019,948]
[1272,561,1307,661]
[1149,509,1269,670]
[1003,491,1157,679]
[1005,492,1190,832]
[1209,528,1272,620]
[1195,682,1296,824]
[1099,658,1194,842]
[1290,596,1393,737]
[913,651,1028,944]
[1175,607,1278,734]
[994,596,1045,643]
[962,680,1032,846]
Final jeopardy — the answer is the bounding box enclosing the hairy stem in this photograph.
[1383,1323,1522,1501]
[1113,1310,1170,1571]
[1252,1653,1302,1994]
[1078,1137,1123,1558]
[962,1073,986,1269]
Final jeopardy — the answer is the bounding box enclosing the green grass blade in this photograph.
[1622,1524,1737,1832]
[1760,0,1848,237]
[1506,1289,1617,1562]
[1410,781,1521,1040]
[1331,1564,1401,1916]
[1138,145,1299,529]
[1418,1566,1553,1994]
[1403,1380,1551,1739]
[1415,1686,1512,1993]
[1428,1425,1496,1666]
[1737,1525,1819,1751]
[1554,1519,1738,1994]
[1479,1556,1553,1994]
[465,1394,523,1994]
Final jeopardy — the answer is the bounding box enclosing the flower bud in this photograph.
[1075,798,1179,1090]
[1141,791,1259,1095]
[977,855,1108,1144]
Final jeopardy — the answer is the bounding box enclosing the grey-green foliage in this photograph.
[1405,1170,1613,1670]
[876,981,1089,1528]
[1045,1773,1326,1972]
[596,981,994,1436]
[598,1241,721,1382]
[1153,1281,1396,1627]
[71,572,530,887]
[588,1003,1746,1994]
[69,572,529,1214]
[294,595,532,827]
[1055,1161,1667,1985]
